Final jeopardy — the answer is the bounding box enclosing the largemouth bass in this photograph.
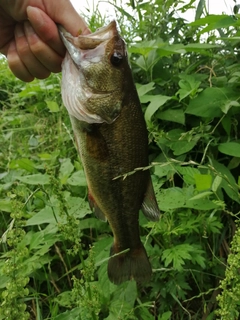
[59,21,160,284]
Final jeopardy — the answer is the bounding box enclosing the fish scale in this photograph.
[59,20,160,284]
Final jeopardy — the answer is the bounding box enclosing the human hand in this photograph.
[0,0,90,82]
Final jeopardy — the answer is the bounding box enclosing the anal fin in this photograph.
[141,177,160,221]
[88,191,107,222]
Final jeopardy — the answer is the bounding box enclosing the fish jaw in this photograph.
[59,21,125,124]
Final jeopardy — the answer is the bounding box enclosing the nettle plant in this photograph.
[0,1,240,319]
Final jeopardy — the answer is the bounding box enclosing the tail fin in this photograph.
[107,243,152,285]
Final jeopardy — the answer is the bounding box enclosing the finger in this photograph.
[7,41,34,82]
[42,0,91,36]
[15,23,50,79]
[24,21,63,73]
[27,6,65,57]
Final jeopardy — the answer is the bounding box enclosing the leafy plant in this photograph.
[1,0,240,319]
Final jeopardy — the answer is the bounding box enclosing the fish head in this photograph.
[59,21,128,124]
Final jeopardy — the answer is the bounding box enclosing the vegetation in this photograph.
[1,0,240,318]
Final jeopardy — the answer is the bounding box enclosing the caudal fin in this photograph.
[107,243,152,285]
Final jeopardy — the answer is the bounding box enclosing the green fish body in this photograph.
[59,21,160,284]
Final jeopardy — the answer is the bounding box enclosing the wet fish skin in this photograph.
[59,21,160,284]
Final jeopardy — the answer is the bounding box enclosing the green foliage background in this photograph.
[1,0,240,319]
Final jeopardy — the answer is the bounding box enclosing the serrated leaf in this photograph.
[218,142,240,157]
[162,244,193,271]
[17,174,50,185]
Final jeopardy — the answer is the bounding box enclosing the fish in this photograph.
[59,21,160,285]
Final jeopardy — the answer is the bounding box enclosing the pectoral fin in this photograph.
[141,177,160,221]
[88,192,107,222]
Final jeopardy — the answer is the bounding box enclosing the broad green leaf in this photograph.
[171,140,198,156]
[9,158,36,173]
[157,187,218,211]
[144,95,172,122]
[177,75,201,101]
[17,173,50,185]
[194,174,212,191]
[158,311,172,320]
[218,142,240,157]
[53,307,82,320]
[67,170,87,186]
[58,158,74,185]
[158,108,185,125]
[176,165,200,185]
[185,87,238,118]
[0,199,11,212]
[136,82,155,97]
[220,101,240,114]
[26,206,64,226]
[45,100,60,112]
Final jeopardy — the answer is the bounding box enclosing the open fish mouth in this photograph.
[59,21,123,124]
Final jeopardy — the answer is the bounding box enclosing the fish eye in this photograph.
[110,52,123,67]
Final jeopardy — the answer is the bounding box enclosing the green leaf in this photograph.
[67,170,87,186]
[194,174,212,191]
[45,100,60,112]
[144,95,172,122]
[17,173,50,185]
[189,14,237,28]
[195,0,205,20]
[212,175,222,192]
[185,87,238,118]
[58,158,74,185]
[0,199,11,212]
[218,142,240,157]
[158,312,172,320]
[211,159,240,203]
[176,74,201,101]
[162,244,193,270]
[158,108,185,125]
[53,307,82,320]
[9,158,36,173]
[171,140,198,156]
[136,82,155,97]
[26,206,64,226]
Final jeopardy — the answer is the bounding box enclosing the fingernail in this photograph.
[24,21,35,36]
[15,24,24,38]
